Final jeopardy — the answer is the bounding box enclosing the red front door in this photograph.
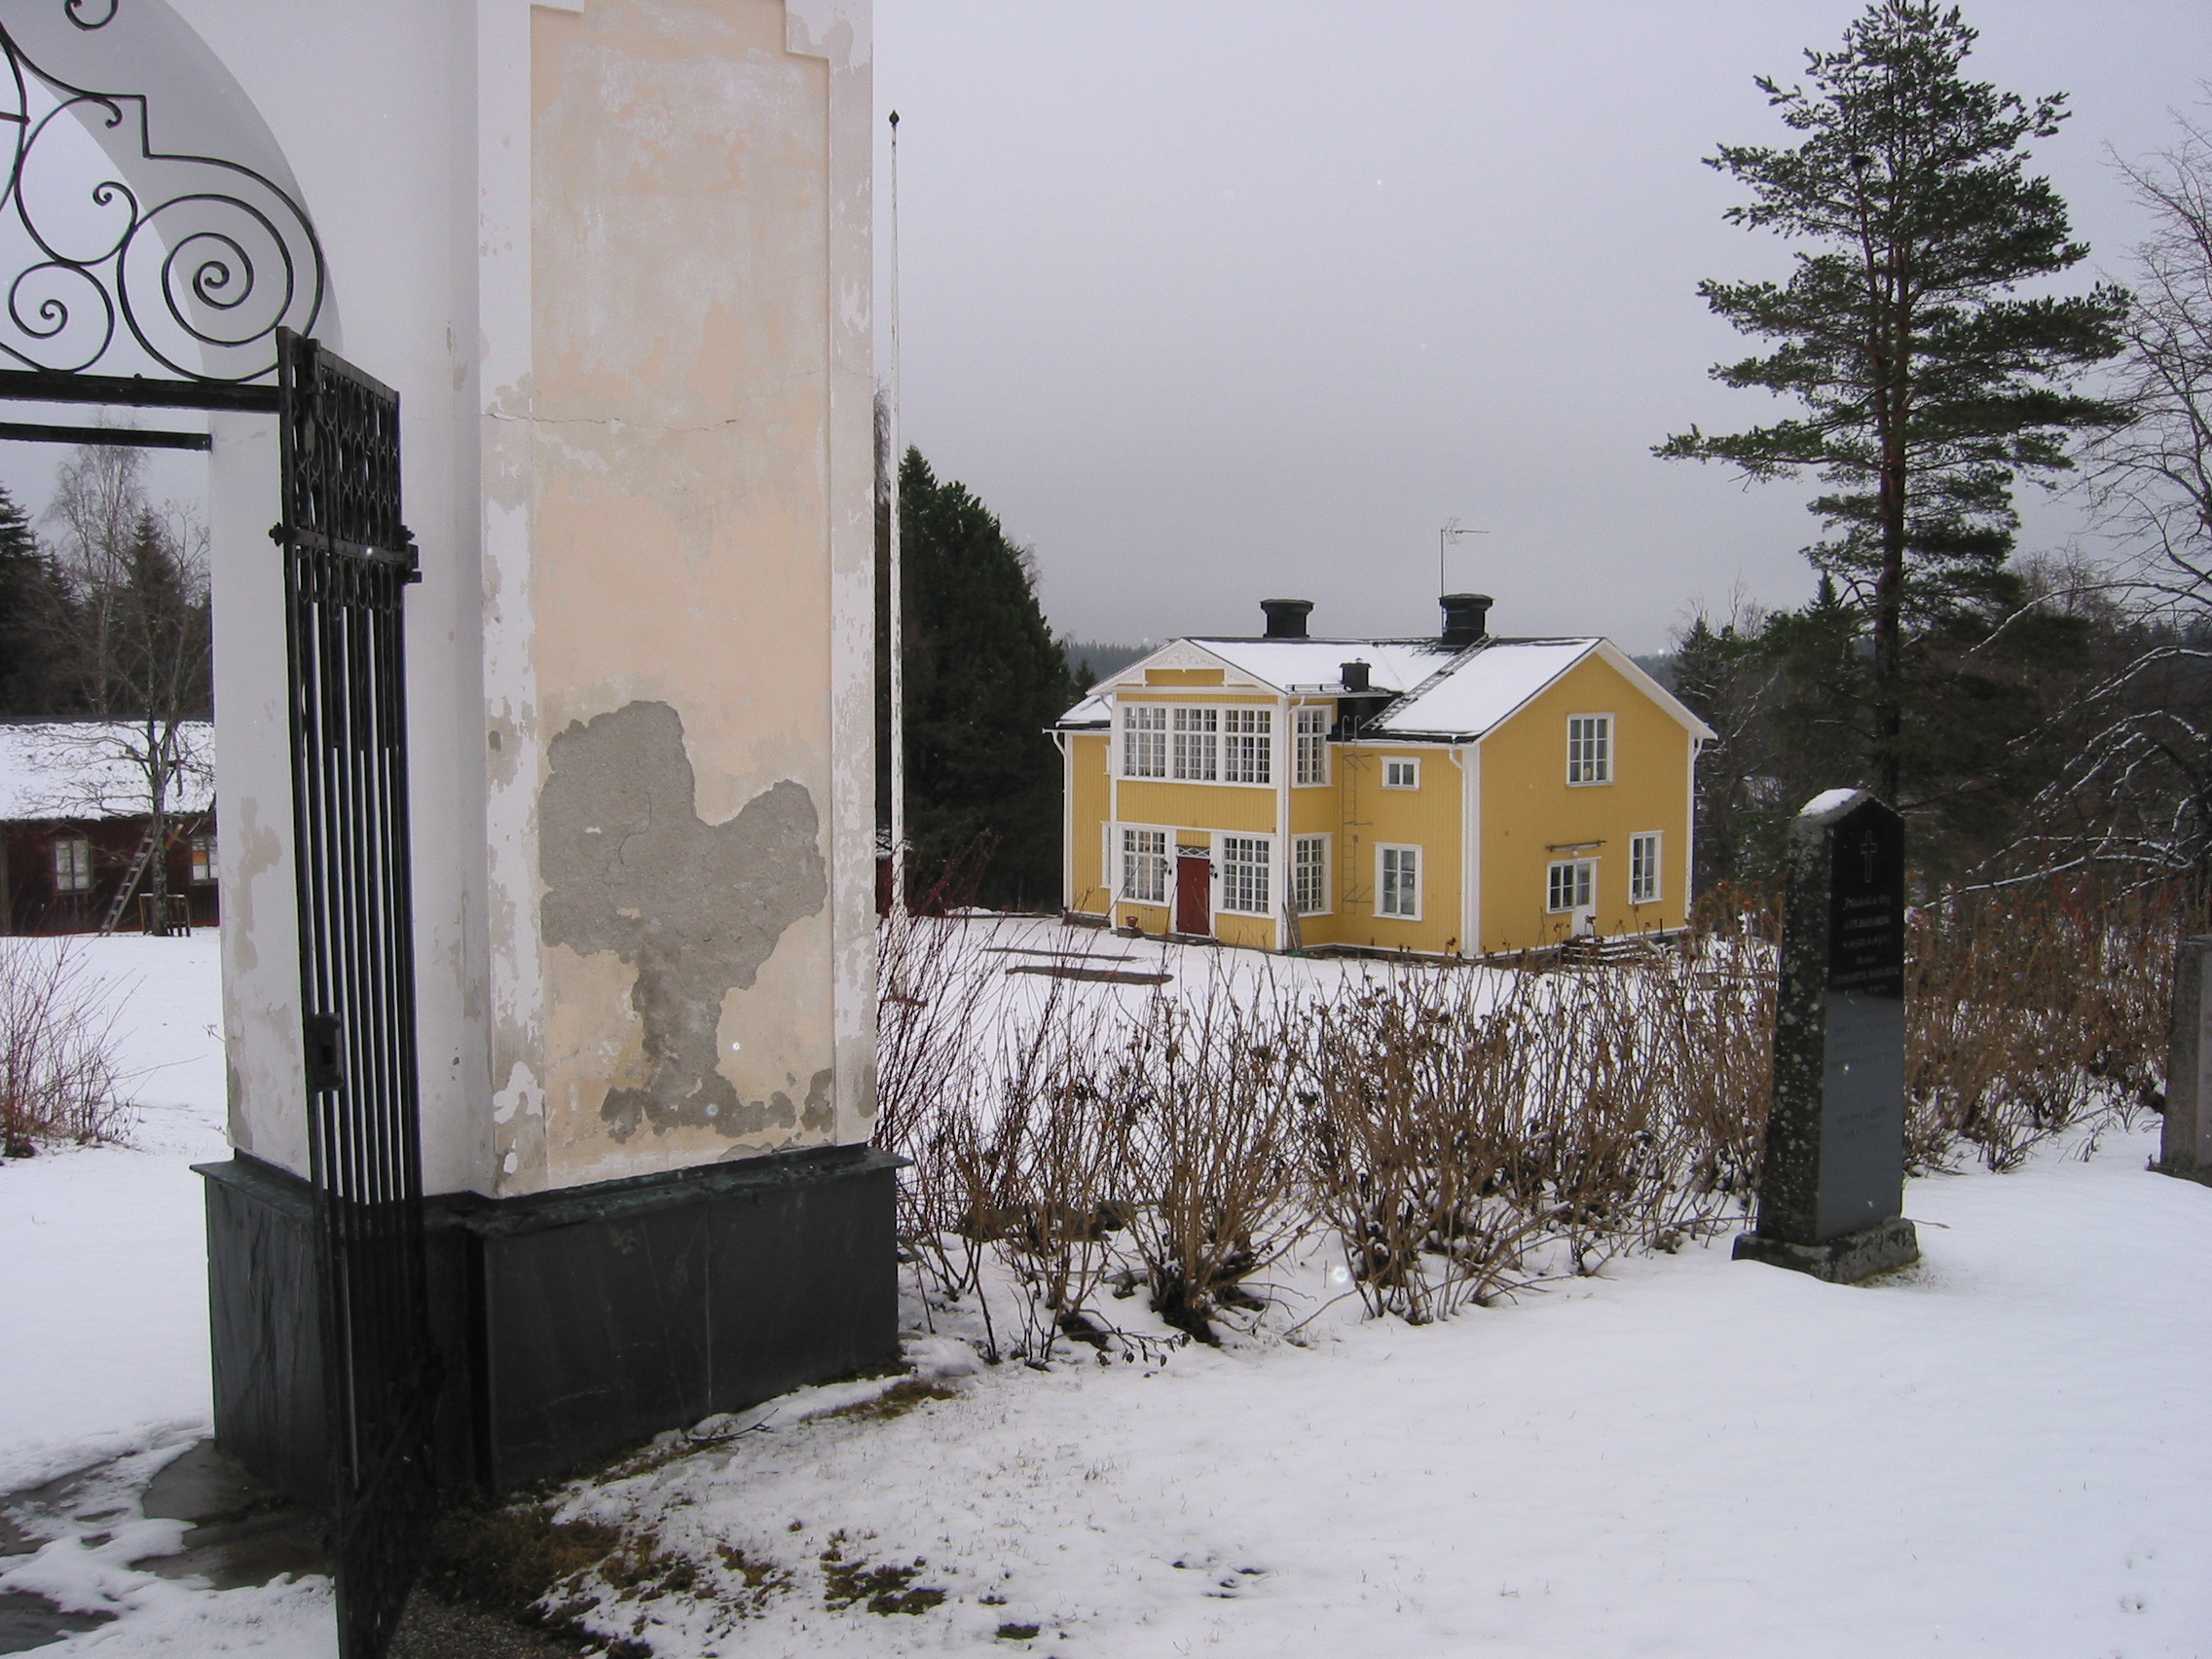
[1174,853,1212,936]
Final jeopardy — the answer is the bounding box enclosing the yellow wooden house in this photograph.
[1053,596,1715,956]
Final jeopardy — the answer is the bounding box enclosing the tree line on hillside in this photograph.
[1663,2,2212,901]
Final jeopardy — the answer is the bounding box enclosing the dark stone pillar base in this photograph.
[200,1142,900,1504]
[2152,1156,2212,1188]
[1732,1215,1920,1284]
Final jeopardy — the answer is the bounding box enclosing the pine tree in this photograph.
[0,483,76,716]
[1658,0,2128,805]
[898,449,1076,909]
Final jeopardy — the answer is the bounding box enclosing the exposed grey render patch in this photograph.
[539,701,827,1142]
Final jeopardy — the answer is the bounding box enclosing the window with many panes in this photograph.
[1121,828,1168,903]
[1294,835,1329,915]
[1629,832,1660,904]
[1383,757,1419,790]
[1220,835,1271,914]
[1567,714,1612,784]
[53,835,92,893]
[1222,708,1272,784]
[1547,858,1595,912]
[1121,705,1166,778]
[1295,706,1330,786]
[191,833,216,885]
[1379,844,1419,918]
[1172,707,1218,781]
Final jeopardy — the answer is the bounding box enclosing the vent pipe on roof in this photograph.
[1341,659,1370,692]
[1261,598,1313,640]
[1441,592,1493,649]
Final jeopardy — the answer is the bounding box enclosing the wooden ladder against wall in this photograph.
[96,824,164,935]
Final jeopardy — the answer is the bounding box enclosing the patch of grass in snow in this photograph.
[819,1530,944,1615]
[820,1378,959,1421]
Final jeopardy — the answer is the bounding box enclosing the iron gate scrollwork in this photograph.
[275,326,437,1659]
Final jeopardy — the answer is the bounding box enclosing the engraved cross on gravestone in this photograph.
[1733,789,1922,1282]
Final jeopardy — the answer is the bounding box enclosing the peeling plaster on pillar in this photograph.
[786,0,879,1147]
[509,0,867,1190]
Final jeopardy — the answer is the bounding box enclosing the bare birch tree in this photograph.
[33,441,213,933]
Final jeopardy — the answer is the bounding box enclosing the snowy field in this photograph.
[2,931,2208,1656]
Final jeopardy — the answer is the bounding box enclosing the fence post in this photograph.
[2160,936,2212,1185]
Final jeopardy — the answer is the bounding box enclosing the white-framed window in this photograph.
[1121,827,1168,904]
[1294,834,1330,915]
[1547,858,1596,913]
[1121,704,1166,778]
[191,833,216,886]
[1294,706,1330,786]
[1567,715,1612,785]
[1378,844,1420,919]
[1172,706,1218,781]
[1220,834,1272,914]
[1629,832,1661,905]
[1382,756,1420,790]
[1223,707,1272,784]
[53,835,92,894]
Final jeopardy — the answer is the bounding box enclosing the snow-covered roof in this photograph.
[1373,640,1600,737]
[0,721,215,821]
[1058,691,1110,728]
[1057,633,1714,745]
[1181,638,1459,695]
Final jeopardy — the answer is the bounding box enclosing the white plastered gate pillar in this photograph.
[147,0,894,1503]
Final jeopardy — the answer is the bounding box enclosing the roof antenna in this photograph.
[1439,517,1488,596]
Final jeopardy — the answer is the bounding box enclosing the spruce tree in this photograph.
[1658,0,2128,804]
[0,483,74,716]
[898,448,1076,909]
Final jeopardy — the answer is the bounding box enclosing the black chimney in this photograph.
[1340,659,1370,692]
[1261,599,1313,640]
[1441,592,1493,649]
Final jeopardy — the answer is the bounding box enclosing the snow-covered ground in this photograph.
[4,931,2209,1657]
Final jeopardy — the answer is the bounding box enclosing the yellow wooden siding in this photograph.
[1121,689,1275,705]
[1143,668,1226,686]
[1330,747,1464,954]
[1115,780,1278,833]
[1475,654,1692,953]
[1215,912,1274,950]
[1067,733,1112,914]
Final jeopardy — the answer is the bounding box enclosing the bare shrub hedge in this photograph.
[0,937,130,1154]
[879,879,2176,1352]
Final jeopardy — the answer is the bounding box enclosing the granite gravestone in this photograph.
[1734,789,1921,1282]
[2157,937,2212,1185]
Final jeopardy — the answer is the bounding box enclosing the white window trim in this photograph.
[1567,713,1614,787]
[1119,702,1167,780]
[1294,705,1331,788]
[1118,699,1282,789]
[53,834,92,894]
[1629,831,1662,905]
[1382,756,1420,791]
[1293,833,1332,917]
[1546,857,1597,914]
[1218,833,1272,915]
[1221,706,1273,786]
[1118,824,1171,906]
[1376,842,1422,922]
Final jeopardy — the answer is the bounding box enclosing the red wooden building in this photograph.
[0,721,217,936]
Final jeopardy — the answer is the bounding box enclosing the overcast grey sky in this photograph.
[875,1,2212,653]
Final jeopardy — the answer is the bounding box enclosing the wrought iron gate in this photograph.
[275,328,439,1659]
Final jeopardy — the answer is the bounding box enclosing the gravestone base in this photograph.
[2151,1154,2212,1188]
[1732,1216,1920,1284]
